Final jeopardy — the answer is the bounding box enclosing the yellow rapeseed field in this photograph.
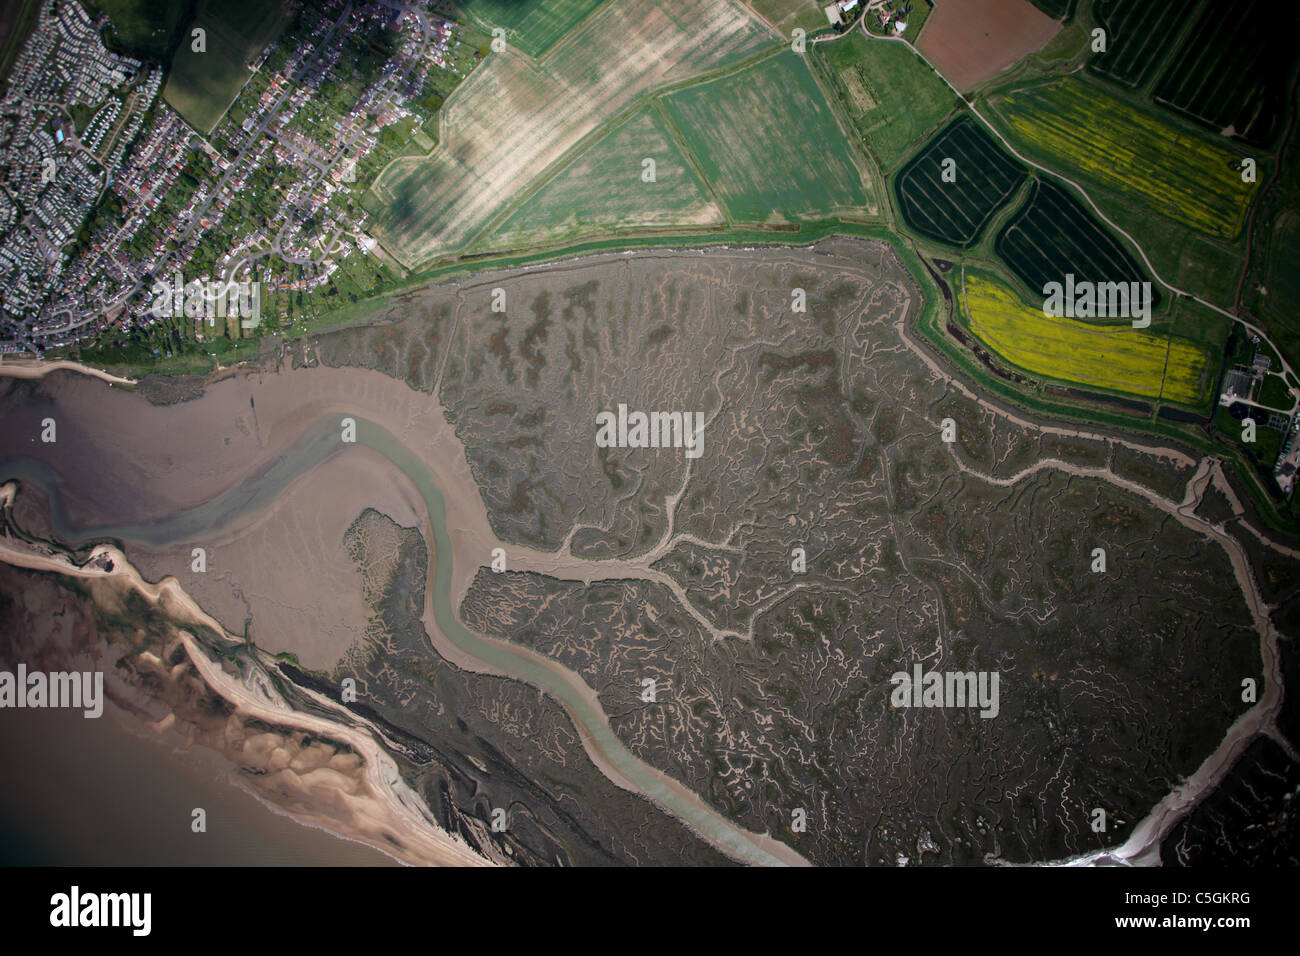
[995,79,1254,239]
[962,274,1208,406]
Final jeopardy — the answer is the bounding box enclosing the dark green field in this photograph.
[0,0,39,86]
[1088,0,1192,88]
[894,116,1027,248]
[995,178,1155,306]
[1153,0,1300,147]
[87,0,194,59]
[163,0,287,133]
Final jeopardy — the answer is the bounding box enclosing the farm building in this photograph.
[825,0,860,26]
[1221,367,1254,404]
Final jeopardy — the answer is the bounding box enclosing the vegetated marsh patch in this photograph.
[163,0,287,134]
[894,115,1027,247]
[995,178,1155,307]
[488,105,721,248]
[990,77,1257,239]
[960,270,1209,406]
[365,0,771,267]
[659,50,876,224]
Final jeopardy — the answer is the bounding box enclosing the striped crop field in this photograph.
[1153,0,1298,149]
[1088,0,1194,88]
[961,272,1210,406]
[457,0,610,60]
[995,178,1155,305]
[991,78,1256,239]
[895,116,1027,248]
[366,0,770,268]
[488,105,721,247]
[660,51,875,224]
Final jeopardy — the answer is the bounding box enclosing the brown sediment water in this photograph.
[0,704,394,866]
[0,363,807,866]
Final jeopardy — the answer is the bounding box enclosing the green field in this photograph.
[490,105,720,247]
[660,51,874,223]
[1260,211,1300,365]
[1214,406,1286,473]
[813,31,957,172]
[366,0,771,266]
[0,0,39,87]
[1027,0,1074,19]
[1165,293,1234,360]
[1258,374,1294,412]
[458,0,609,59]
[745,0,827,34]
[163,0,287,134]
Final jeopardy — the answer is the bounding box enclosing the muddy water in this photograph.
[0,705,393,865]
[0,416,799,866]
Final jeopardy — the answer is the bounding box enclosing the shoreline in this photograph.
[0,488,491,867]
[0,357,137,387]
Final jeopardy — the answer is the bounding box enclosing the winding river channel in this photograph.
[0,416,803,866]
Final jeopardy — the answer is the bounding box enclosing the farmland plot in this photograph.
[366,0,771,267]
[995,178,1154,305]
[1088,0,1194,88]
[962,272,1209,406]
[488,106,721,247]
[744,0,827,35]
[1153,0,1300,148]
[660,51,875,223]
[992,78,1256,239]
[164,0,287,133]
[457,0,610,60]
[895,116,1027,247]
[917,0,1060,91]
[1026,0,1074,19]
[815,31,958,172]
